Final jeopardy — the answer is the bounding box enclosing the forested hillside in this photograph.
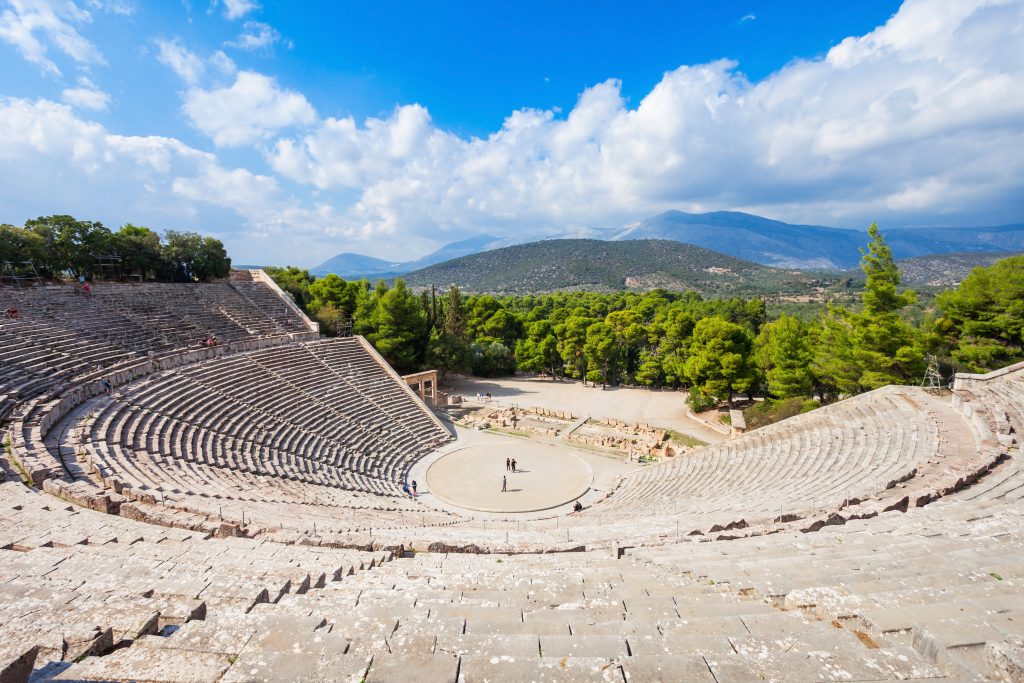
[268,226,1024,413]
[400,239,831,296]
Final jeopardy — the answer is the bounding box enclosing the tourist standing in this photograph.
[506,457,511,471]
[511,458,517,472]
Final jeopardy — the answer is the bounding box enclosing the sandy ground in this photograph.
[445,374,726,444]
[427,439,592,513]
[408,426,637,519]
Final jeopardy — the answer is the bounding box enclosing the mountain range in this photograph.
[312,211,1024,279]
[399,239,833,296]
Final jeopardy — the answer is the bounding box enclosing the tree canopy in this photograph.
[263,224,1022,408]
[935,255,1024,372]
[2,215,230,282]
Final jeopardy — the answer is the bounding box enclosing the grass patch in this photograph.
[743,397,820,430]
[991,572,1003,581]
[3,437,32,488]
[665,430,707,449]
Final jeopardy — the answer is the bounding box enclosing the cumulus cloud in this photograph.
[226,20,280,50]
[219,0,257,20]
[61,75,109,110]
[155,37,236,85]
[2,0,1023,267]
[0,0,106,75]
[155,37,205,84]
[0,96,347,263]
[183,70,316,146]
[267,0,1024,241]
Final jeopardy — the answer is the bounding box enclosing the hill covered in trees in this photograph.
[400,239,833,296]
[870,251,1023,287]
[268,226,1024,416]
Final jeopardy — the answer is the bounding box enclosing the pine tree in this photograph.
[683,317,757,405]
[813,224,924,395]
[754,314,815,399]
[935,255,1024,371]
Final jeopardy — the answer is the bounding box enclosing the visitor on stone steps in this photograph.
[411,480,417,495]
[100,378,112,396]
[573,501,583,513]
[502,476,507,492]
[402,482,410,497]
[506,457,511,471]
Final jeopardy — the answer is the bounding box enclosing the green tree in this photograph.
[364,279,428,371]
[515,320,562,377]
[480,308,523,348]
[683,317,757,404]
[308,274,361,321]
[428,328,472,378]
[935,255,1024,371]
[470,339,517,377]
[754,314,815,399]
[162,230,230,282]
[634,354,665,387]
[557,313,597,380]
[0,224,46,267]
[112,224,162,279]
[265,266,315,308]
[443,286,468,342]
[813,224,924,394]
[25,214,111,277]
[584,322,621,387]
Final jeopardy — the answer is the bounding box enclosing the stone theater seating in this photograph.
[1,274,1022,681]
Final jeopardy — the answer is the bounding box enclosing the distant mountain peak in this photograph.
[311,211,1024,279]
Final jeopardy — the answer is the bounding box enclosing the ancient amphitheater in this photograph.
[1,271,1022,682]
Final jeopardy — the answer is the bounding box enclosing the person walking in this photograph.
[502,476,507,492]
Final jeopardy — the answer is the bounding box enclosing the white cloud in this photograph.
[220,0,257,20]
[86,0,133,15]
[155,38,237,85]
[154,37,205,85]
[267,0,1024,243]
[2,0,1023,267]
[61,75,109,110]
[226,20,279,51]
[0,0,106,75]
[0,96,344,263]
[740,13,756,23]
[183,70,316,146]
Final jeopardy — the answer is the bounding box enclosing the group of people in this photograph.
[3,306,20,320]
[501,457,521,492]
[402,479,418,497]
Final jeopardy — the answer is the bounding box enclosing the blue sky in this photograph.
[1,0,1022,266]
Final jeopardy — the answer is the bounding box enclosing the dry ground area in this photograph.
[445,374,726,444]
[409,426,637,518]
